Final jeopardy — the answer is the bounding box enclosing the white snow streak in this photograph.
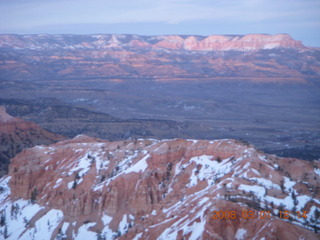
[235,228,247,240]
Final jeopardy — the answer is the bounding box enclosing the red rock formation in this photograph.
[180,34,299,51]
[0,33,318,83]
[1,136,319,239]
[153,35,185,50]
[0,33,305,51]
[0,106,65,176]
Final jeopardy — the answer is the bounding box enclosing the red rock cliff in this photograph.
[1,136,319,239]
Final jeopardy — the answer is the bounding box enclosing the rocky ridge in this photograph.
[0,33,305,51]
[0,136,319,239]
[0,106,65,176]
[0,33,319,82]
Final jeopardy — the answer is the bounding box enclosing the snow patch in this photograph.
[68,153,92,176]
[61,222,69,234]
[238,184,266,199]
[251,169,260,176]
[133,233,143,240]
[75,223,97,240]
[187,139,198,143]
[101,214,115,239]
[249,177,280,190]
[30,209,63,239]
[0,199,64,240]
[119,215,128,235]
[182,155,234,187]
[54,178,63,189]
[314,168,320,177]
[123,154,149,174]
[283,177,296,192]
[235,228,247,240]
[187,220,205,240]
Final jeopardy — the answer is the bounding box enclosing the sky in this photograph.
[0,0,319,47]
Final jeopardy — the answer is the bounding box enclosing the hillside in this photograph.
[0,106,65,176]
[0,136,319,239]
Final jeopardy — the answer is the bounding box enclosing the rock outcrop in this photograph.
[0,136,319,239]
[0,106,65,176]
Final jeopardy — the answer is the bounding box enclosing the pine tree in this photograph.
[291,191,298,206]
[31,187,38,204]
[72,180,77,190]
[0,212,6,226]
[4,224,8,239]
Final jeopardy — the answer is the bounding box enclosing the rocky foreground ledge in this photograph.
[0,136,319,239]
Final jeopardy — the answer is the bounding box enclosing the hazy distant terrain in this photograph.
[0,33,320,240]
[0,33,319,160]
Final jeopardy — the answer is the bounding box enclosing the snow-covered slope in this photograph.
[0,136,319,239]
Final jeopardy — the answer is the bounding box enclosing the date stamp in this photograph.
[212,210,308,220]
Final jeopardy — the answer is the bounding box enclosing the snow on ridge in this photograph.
[314,168,320,177]
[186,139,198,143]
[251,169,260,176]
[245,176,280,190]
[93,152,150,190]
[116,150,139,172]
[74,223,97,239]
[160,200,210,240]
[91,151,109,173]
[53,178,63,189]
[238,184,266,199]
[259,155,268,163]
[179,154,240,188]
[0,176,11,202]
[283,177,296,192]
[123,154,150,174]
[67,152,93,176]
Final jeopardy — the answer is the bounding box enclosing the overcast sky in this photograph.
[1,0,319,46]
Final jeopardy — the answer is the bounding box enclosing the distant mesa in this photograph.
[152,33,304,51]
[0,33,305,51]
[0,33,318,83]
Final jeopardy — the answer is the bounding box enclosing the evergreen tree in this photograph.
[0,212,6,226]
[31,187,38,204]
[4,224,8,239]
